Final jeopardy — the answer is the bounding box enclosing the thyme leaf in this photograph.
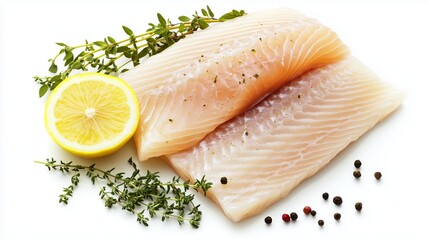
[34,6,246,97]
[35,157,213,228]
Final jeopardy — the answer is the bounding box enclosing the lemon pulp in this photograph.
[44,73,139,158]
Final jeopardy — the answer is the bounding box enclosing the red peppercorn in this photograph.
[282,213,291,222]
[303,206,312,215]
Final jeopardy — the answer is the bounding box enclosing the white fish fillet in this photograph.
[164,57,405,222]
[120,8,349,161]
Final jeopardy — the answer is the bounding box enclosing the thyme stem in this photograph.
[35,158,212,228]
[34,6,246,98]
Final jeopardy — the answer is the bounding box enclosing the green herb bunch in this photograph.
[35,158,212,228]
[34,6,246,97]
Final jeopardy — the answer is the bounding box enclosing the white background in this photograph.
[1,0,428,239]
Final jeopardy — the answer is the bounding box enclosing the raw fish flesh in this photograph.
[120,8,349,161]
[164,57,405,222]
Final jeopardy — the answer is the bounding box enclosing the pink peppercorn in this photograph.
[303,206,312,215]
[282,213,291,222]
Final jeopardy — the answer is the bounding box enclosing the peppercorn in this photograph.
[282,213,291,222]
[334,213,341,220]
[318,219,324,226]
[354,160,362,168]
[355,202,363,211]
[264,216,272,224]
[220,177,228,184]
[353,170,362,179]
[333,196,343,206]
[303,206,312,215]
[310,210,317,216]
[290,212,298,221]
[322,192,329,200]
[374,171,382,180]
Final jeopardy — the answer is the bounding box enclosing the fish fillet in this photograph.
[120,8,349,161]
[164,57,405,222]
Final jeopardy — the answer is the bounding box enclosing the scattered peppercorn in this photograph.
[353,170,362,179]
[318,219,324,227]
[290,212,298,221]
[220,177,228,184]
[333,196,343,206]
[303,206,312,215]
[322,192,329,200]
[355,202,363,211]
[334,213,341,221]
[264,216,272,224]
[282,213,291,223]
[310,210,317,216]
[374,171,382,180]
[354,160,362,168]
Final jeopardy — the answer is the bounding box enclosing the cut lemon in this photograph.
[44,73,140,158]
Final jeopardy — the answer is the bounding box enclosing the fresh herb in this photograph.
[34,6,246,97]
[35,158,212,228]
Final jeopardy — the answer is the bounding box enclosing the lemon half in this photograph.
[44,73,140,158]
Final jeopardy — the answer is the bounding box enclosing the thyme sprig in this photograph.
[35,157,212,228]
[34,6,246,97]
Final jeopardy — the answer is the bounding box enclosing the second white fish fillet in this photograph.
[164,57,405,222]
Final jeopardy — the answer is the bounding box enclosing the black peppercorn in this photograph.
[322,192,329,200]
[264,216,272,224]
[318,219,324,226]
[374,171,382,180]
[354,160,362,168]
[290,212,298,221]
[355,202,363,211]
[353,170,361,179]
[333,196,343,206]
[334,213,341,220]
[220,177,228,184]
[310,210,317,216]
